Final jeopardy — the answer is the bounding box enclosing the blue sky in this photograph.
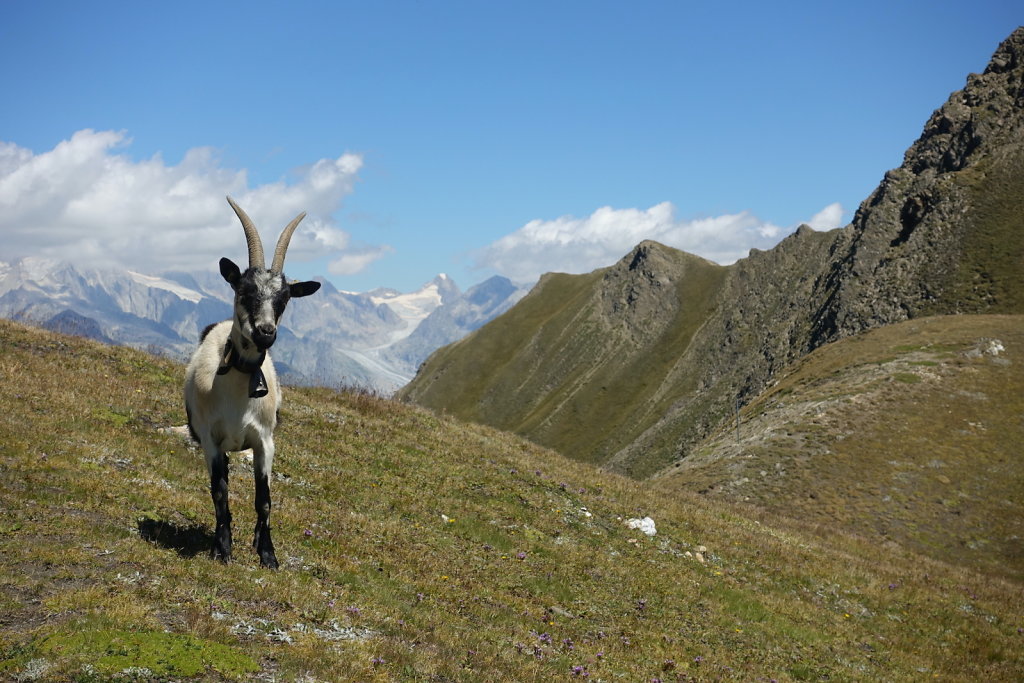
[1,1,1019,293]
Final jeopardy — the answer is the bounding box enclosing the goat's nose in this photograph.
[253,324,277,350]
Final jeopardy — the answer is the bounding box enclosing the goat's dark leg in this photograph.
[252,440,279,569]
[207,448,232,562]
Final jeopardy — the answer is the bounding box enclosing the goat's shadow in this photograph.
[138,518,212,558]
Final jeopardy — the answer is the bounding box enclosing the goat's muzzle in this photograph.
[253,324,277,351]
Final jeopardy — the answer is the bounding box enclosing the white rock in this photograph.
[626,516,657,536]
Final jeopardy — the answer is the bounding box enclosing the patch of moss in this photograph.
[37,629,258,678]
[94,407,132,428]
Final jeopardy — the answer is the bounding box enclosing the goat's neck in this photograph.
[228,323,267,365]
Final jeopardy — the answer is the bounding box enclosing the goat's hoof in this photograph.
[260,553,279,570]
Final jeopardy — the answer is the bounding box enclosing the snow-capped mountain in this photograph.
[367,274,462,345]
[0,258,529,394]
[380,276,528,376]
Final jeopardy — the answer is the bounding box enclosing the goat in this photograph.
[184,196,321,568]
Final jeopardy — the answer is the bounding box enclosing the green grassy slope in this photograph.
[402,246,727,466]
[941,147,1024,313]
[655,315,1024,582]
[1,319,1023,681]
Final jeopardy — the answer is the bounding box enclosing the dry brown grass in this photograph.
[656,315,1024,582]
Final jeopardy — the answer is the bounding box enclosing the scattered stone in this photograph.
[626,517,657,536]
[158,424,192,439]
[549,605,576,619]
[965,339,1006,359]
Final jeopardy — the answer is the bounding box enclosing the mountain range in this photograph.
[400,27,1024,477]
[0,258,528,394]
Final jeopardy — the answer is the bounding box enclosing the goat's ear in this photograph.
[219,258,242,287]
[289,280,321,298]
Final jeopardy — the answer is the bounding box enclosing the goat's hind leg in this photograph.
[252,440,279,569]
[206,446,233,562]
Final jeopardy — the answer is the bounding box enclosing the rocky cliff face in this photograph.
[811,26,1024,342]
[403,28,1024,478]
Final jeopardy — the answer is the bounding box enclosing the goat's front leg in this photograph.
[206,447,233,562]
[252,439,279,569]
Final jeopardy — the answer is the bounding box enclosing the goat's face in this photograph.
[220,259,320,352]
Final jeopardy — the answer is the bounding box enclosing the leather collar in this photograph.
[217,339,269,398]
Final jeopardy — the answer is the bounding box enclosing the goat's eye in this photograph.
[237,284,260,316]
[272,289,290,319]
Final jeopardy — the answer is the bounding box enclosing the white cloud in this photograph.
[806,202,845,230]
[0,129,389,275]
[328,245,395,276]
[474,201,844,284]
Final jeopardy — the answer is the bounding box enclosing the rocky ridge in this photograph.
[403,28,1024,477]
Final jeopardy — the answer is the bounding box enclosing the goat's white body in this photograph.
[184,320,280,463]
[182,197,320,568]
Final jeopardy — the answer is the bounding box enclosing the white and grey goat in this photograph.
[184,196,321,568]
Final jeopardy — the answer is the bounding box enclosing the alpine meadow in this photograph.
[3,25,1024,683]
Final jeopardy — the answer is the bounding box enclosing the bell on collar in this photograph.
[249,368,269,399]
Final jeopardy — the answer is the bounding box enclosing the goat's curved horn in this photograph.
[226,196,265,269]
[270,211,306,273]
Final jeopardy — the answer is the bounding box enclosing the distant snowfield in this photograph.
[127,271,203,303]
[370,275,449,345]
[340,347,414,389]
